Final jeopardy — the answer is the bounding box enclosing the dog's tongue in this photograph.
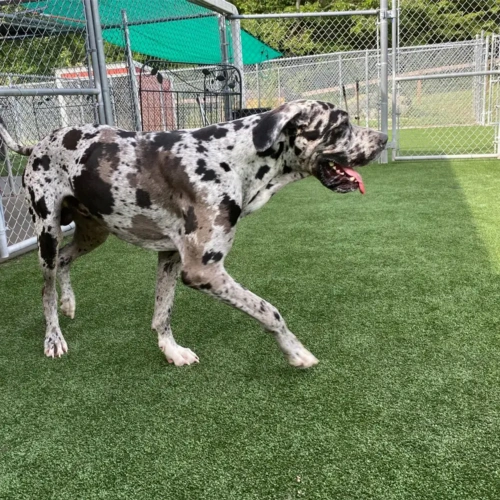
[343,167,365,194]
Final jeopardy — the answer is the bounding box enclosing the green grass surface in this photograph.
[0,154,27,178]
[396,126,496,156]
[1,160,500,499]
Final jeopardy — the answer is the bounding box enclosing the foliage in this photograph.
[233,0,499,57]
[0,1,498,75]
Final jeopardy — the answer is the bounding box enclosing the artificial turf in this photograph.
[1,159,499,499]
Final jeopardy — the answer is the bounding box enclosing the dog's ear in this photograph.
[252,102,303,152]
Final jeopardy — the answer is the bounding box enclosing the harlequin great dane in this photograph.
[0,100,387,368]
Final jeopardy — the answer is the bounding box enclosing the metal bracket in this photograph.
[380,9,395,20]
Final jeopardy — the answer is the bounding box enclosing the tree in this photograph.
[232,0,499,56]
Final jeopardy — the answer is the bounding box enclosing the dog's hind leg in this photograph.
[57,208,109,319]
[152,251,199,366]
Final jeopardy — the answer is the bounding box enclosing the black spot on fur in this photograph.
[294,146,302,156]
[83,131,99,140]
[27,187,36,210]
[44,177,52,183]
[196,159,219,182]
[62,128,83,150]
[328,109,344,127]
[152,131,184,151]
[303,130,320,141]
[255,165,270,180]
[78,142,120,171]
[227,145,234,150]
[73,146,115,218]
[136,188,151,208]
[38,229,57,269]
[283,163,292,174]
[33,195,49,219]
[32,155,50,171]
[197,143,208,153]
[191,125,228,141]
[252,112,281,151]
[78,142,98,164]
[199,283,212,290]
[233,120,245,132]
[202,251,223,265]
[184,206,198,234]
[274,311,281,320]
[219,195,241,227]
[117,130,136,139]
[220,162,231,172]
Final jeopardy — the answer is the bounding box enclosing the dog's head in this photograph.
[252,100,387,194]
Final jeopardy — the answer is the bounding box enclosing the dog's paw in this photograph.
[286,348,319,369]
[60,295,75,319]
[44,331,68,358]
[159,339,199,366]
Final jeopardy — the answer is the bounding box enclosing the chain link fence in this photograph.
[0,0,99,258]
[235,12,381,126]
[394,0,500,159]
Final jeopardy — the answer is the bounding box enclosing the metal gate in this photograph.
[392,0,500,160]
[138,62,242,131]
[229,5,388,160]
[0,0,114,260]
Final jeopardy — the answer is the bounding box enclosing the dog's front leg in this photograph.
[181,260,318,368]
[152,251,199,366]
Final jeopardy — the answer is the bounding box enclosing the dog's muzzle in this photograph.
[315,131,387,194]
[315,161,365,194]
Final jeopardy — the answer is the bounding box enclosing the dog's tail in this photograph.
[0,116,33,156]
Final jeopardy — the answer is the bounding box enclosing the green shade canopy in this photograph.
[26,0,281,65]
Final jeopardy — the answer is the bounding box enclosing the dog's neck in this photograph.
[239,133,309,216]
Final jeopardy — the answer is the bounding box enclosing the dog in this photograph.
[0,100,387,367]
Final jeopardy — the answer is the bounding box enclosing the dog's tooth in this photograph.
[329,161,334,166]
[349,176,355,181]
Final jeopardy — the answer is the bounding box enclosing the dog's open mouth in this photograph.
[316,161,365,194]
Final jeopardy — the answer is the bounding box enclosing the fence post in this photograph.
[379,0,389,163]
[391,0,398,160]
[121,10,142,131]
[83,0,105,124]
[2,142,17,195]
[89,0,114,126]
[229,17,245,106]
[218,15,232,121]
[0,192,8,259]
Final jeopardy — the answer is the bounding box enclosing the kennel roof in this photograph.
[13,0,281,65]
